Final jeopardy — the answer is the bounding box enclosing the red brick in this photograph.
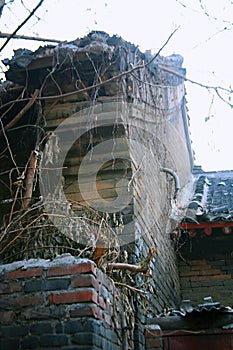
[47,290,98,305]
[2,268,43,280]
[70,303,102,319]
[103,312,112,326]
[199,269,222,275]
[0,294,43,308]
[190,260,207,265]
[47,262,96,277]
[180,269,221,277]
[71,274,99,290]
[191,264,212,271]
[0,311,15,323]
[0,282,22,294]
[146,337,163,348]
[98,296,106,310]
[180,271,198,277]
[191,274,231,282]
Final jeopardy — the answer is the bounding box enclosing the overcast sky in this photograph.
[1,0,233,171]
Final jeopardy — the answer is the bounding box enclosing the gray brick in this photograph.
[24,280,45,292]
[191,280,224,288]
[22,305,67,320]
[64,319,100,334]
[66,347,99,350]
[45,279,70,290]
[179,266,191,273]
[1,325,28,337]
[223,280,233,286]
[72,333,102,348]
[21,335,40,349]
[40,334,69,347]
[55,322,64,333]
[24,279,69,292]
[30,322,53,335]
[105,328,118,343]
[64,320,82,334]
[0,338,19,350]
[221,265,233,272]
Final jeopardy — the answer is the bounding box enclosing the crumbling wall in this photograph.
[0,31,193,349]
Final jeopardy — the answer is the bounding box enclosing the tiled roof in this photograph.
[148,300,233,330]
[185,169,233,223]
[158,300,233,317]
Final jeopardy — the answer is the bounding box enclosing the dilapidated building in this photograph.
[0,32,232,350]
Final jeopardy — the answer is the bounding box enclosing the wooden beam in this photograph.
[179,221,233,230]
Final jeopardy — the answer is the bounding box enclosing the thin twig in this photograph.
[0,202,44,244]
[0,0,44,52]
[158,65,233,95]
[0,89,39,135]
[0,118,20,177]
[8,184,21,224]
[0,213,44,255]
[114,281,148,294]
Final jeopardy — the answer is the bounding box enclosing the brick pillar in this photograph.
[0,255,126,349]
[145,324,163,350]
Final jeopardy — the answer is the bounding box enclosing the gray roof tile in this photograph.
[185,169,233,222]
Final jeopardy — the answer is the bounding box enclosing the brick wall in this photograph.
[40,40,192,317]
[0,255,130,350]
[179,254,233,305]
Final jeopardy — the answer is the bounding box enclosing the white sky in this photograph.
[0,0,233,171]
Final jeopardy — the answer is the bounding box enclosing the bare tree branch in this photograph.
[21,149,38,210]
[106,247,156,274]
[0,0,5,19]
[0,0,44,52]
[0,213,44,255]
[0,31,62,43]
[158,65,232,92]
[159,65,233,107]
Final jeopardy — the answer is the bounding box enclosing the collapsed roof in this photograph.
[1,30,185,95]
